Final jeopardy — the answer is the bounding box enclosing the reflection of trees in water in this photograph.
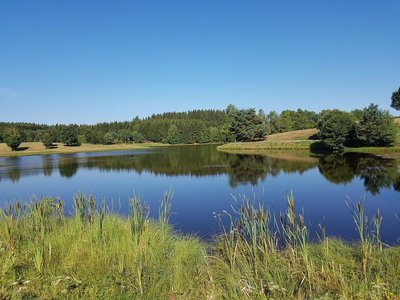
[228,154,317,187]
[42,156,54,176]
[58,156,78,178]
[318,154,400,195]
[356,155,398,195]
[318,155,355,184]
[2,157,21,182]
[1,145,400,195]
[76,148,317,187]
[81,146,231,177]
[229,155,268,187]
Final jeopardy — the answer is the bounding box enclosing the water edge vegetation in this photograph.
[1,193,399,299]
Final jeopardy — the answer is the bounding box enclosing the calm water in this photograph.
[1,145,400,243]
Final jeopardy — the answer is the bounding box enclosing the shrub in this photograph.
[60,125,81,146]
[41,132,54,149]
[3,127,22,151]
[318,111,355,153]
[353,104,396,147]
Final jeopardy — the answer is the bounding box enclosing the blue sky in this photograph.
[1,1,399,124]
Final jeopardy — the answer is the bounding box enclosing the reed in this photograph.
[0,192,399,299]
[129,195,149,244]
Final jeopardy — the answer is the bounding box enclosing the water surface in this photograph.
[1,145,400,243]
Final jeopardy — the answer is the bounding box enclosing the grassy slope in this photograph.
[218,128,318,152]
[263,128,318,141]
[1,196,399,299]
[0,142,167,157]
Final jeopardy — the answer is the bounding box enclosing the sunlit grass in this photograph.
[0,142,168,157]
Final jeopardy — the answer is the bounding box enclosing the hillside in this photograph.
[265,128,318,141]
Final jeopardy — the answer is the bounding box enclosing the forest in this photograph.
[0,108,318,145]
[0,103,397,154]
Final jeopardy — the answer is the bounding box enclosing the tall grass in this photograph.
[0,192,399,299]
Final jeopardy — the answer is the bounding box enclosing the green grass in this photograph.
[1,194,400,299]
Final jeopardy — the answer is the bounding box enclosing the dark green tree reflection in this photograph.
[318,153,400,195]
[58,156,79,178]
[42,156,54,176]
[2,157,21,182]
[1,145,400,195]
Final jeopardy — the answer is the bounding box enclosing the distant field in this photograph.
[265,128,318,141]
[0,142,166,157]
[218,128,318,152]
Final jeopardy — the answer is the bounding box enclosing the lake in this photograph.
[1,144,400,244]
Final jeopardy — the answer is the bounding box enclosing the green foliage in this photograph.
[318,111,355,153]
[318,104,396,153]
[271,109,319,133]
[60,125,81,146]
[266,110,280,133]
[165,124,181,144]
[103,132,114,145]
[390,87,400,110]
[41,132,53,149]
[227,106,269,142]
[0,103,396,149]
[131,130,145,143]
[118,129,132,143]
[3,127,22,151]
[353,104,396,147]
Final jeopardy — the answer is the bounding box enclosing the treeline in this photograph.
[318,104,397,153]
[0,104,397,153]
[0,108,321,146]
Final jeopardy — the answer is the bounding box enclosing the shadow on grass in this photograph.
[309,141,330,155]
[15,147,29,151]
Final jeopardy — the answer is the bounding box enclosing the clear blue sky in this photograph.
[1,1,399,124]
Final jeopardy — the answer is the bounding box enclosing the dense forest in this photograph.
[0,107,320,145]
[0,104,397,153]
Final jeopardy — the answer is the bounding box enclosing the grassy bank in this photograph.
[0,142,167,157]
[217,129,318,153]
[217,128,400,159]
[1,194,399,299]
[346,146,400,159]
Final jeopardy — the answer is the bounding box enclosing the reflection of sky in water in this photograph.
[1,146,400,244]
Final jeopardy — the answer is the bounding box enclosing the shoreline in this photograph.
[217,141,400,159]
[0,142,168,158]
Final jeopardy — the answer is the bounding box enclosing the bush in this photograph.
[3,128,22,151]
[60,125,81,146]
[318,111,355,153]
[41,132,54,149]
[228,107,269,142]
[353,104,396,147]
[390,87,400,111]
